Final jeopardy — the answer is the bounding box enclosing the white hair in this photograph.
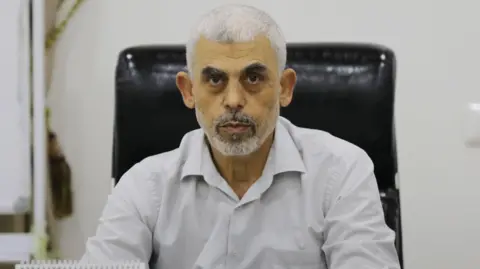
[186,4,287,75]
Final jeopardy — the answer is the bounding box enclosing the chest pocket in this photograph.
[272,231,322,268]
[256,176,324,268]
[246,225,321,269]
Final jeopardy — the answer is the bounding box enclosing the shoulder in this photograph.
[113,128,203,211]
[121,128,203,183]
[280,117,371,170]
[279,117,373,194]
[279,118,375,211]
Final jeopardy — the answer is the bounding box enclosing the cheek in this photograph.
[195,98,222,124]
[251,91,278,115]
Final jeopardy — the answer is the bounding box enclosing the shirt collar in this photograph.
[180,116,306,180]
[270,117,306,175]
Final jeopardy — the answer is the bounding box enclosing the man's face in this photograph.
[177,35,296,156]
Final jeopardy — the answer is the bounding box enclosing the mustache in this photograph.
[214,112,256,127]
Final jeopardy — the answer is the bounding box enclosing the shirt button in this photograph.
[295,231,306,250]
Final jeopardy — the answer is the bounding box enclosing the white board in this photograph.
[0,0,31,214]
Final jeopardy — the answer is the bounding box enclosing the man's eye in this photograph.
[246,74,261,84]
[209,76,223,86]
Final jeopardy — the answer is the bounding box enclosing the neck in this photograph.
[209,132,275,196]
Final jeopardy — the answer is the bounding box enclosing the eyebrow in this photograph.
[242,62,268,74]
[200,62,268,77]
[201,66,227,77]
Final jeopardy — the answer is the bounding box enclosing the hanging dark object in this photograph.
[48,130,72,218]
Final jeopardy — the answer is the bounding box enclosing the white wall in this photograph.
[49,0,480,268]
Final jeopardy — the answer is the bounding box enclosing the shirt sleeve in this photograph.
[81,163,159,263]
[322,148,401,269]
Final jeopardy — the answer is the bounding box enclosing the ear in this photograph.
[176,71,195,109]
[279,68,296,107]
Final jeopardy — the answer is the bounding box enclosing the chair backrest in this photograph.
[113,43,397,190]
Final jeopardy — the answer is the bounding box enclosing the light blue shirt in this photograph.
[82,117,400,269]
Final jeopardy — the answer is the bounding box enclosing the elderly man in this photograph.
[83,4,400,269]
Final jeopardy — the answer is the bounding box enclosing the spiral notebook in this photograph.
[15,261,147,269]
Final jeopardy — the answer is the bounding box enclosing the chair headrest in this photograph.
[114,43,397,189]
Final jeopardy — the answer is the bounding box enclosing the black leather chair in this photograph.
[113,43,402,265]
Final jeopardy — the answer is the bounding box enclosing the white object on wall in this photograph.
[0,0,48,262]
[0,0,31,215]
[464,103,480,147]
[0,234,32,262]
[0,0,35,262]
[32,0,48,252]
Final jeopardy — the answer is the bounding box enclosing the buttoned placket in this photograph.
[224,170,275,268]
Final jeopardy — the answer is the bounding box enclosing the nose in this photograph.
[223,82,245,110]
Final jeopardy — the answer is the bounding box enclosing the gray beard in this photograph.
[194,105,279,156]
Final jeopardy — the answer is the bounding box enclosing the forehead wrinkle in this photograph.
[193,36,276,70]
